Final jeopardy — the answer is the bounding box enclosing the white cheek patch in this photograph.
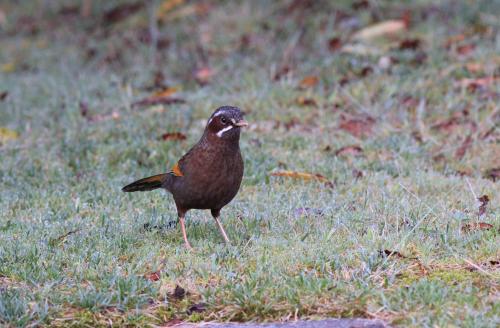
[216,125,234,137]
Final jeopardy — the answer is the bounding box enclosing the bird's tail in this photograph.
[122,173,168,192]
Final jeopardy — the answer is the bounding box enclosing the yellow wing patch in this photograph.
[171,162,184,177]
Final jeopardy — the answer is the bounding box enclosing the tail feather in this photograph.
[122,173,168,192]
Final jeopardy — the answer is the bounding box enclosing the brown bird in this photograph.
[122,106,248,249]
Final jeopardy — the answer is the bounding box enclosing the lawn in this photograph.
[0,0,499,327]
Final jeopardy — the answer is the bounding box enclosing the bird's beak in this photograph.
[234,120,249,127]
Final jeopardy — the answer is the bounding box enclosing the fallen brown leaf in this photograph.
[334,145,363,157]
[399,38,421,50]
[352,169,363,179]
[328,37,342,52]
[456,44,476,56]
[194,67,214,85]
[379,249,407,259]
[352,0,370,10]
[445,34,466,48]
[157,0,185,18]
[352,20,406,41]
[461,222,494,233]
[161,132,187,141]
[484,167,500,182]
[79,101,90,119]
[458,77,499,92]
[48,229,80,247]
[103,2,143,25]
[271,170,330,183]
[294,207,324,217]
[0,127,19,144]
[464,62,483,74]
[187,303,207,314]
[478,195,490,217]
[173,285,185,299]
[296,96,317,107]
[455,135,472,159]
[299,75,319,89]
[339,115,375,138]
[358,66,373,77]
[430,110,474,134]
[153,87,178,98]
[273,65,291,81]
[132,96,185,108]
[145,271,161,282]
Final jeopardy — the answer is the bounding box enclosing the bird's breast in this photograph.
[171,148,243,210]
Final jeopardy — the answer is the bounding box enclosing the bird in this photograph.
[122,106,248,249]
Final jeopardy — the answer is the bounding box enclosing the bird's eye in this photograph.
[220,117,227,124]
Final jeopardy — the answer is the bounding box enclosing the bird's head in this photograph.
[205,106,248,142]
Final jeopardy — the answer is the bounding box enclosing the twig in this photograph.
[463,258,494,277]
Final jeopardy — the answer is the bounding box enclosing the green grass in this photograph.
[1,0,499,327]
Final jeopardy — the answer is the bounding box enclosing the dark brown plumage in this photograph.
[122,106,247,248]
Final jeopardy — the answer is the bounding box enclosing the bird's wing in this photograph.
[168,142,202,177]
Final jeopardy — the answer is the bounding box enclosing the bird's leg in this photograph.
[211,209,230,243]
[179,216,192,249]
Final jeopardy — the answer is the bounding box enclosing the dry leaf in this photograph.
[187,303,207,314]
[352,20,406,41]
[339,116,375,138]
[1,62,16,73]
[294,207,324,217]
[445,34,466,48]
[153,87,178,98]
[296,96,317,107]
[132,94,185,108]
[431,110,473,134]
[48,229,80,247]
[478,195,489,217]
[341,43,381,56]
[103,2,143,25]
[173,285,185,299]
[456,44,475,56]
[273,65,291,81]
[161,132,186,141]
[334,145,363,157]
[157,0,185,18]
[0,8,6,28]
[358,66,373,77]
[352,0,370,10]
[457,77,498,91]
[399,38,421,50]
[145,271,161,282]
[0,127,19,144]
[299,75,319,89]
[455,135,472,159]
[464,62,483,74]
[328,37,342,52]
[484,167,500,182]
[271,170,330,183]
[352,169,363,179]
[461,222,494,233]
[379,249,407,259]
[194,67,214,85]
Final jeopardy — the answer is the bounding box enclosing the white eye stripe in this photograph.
[216,125,233,137]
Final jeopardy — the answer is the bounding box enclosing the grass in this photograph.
[0,0,499,327]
